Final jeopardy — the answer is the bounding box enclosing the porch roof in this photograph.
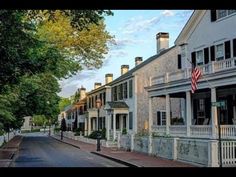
[106,101,129,109]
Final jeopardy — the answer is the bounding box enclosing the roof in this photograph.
[64,105,72,112]
[107,101,129,109]
[108,46,176,85]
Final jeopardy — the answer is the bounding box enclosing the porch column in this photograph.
[88,116,91,135]
[186,91,192,137]
[148,97,153,134]
[84,117,88,136]
[148,97,153,155]
[166,94,170,134]
[211,87,218,139]
[233,95,236,119]
[120,115,123,132]
[113,113,116,140]
[106,115,110,141]
[126,114,129,131]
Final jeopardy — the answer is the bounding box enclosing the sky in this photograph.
[58,10,193,98]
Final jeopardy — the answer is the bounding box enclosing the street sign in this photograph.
[211,101,225,108]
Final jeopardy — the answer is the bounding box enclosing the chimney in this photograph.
[121,65,129,75]
[135,57,143,66]
[94,82,102,89]
[105,73,113,84]
[79,86,86,100]
[156,32,169,54]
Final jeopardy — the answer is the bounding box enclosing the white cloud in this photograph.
[162,10,175,17]
[122,16,161,35]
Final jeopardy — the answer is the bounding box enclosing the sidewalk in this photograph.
[0,135,23,167]
[51,135,196,167]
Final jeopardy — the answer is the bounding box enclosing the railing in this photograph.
[152,125,166,135]
[221,140,236,167]
[220,125,236,139]
[151,75,165,85]
[168,70,185,82]
[151,57,236,86]
[169,125,187,137]
[190,125,212,138]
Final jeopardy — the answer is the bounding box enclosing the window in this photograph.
[217,10,227,19]
[129,80,133,98]
[123,82,128,99]
[119,84,123,100]
[196,50,204,66]
[215,44,224,60]
[199,99,205,111]
[99,93,103,106]
[215,10,236,20]
[157,111,166,126]
[91,96,94,108]
[129,112,133,130]
[177,54,182,69]
[114,86,117,101]
[228,10,236,15]
[103,92,106,105]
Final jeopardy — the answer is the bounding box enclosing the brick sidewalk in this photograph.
[51,135,196,167]
[0,135,23,167]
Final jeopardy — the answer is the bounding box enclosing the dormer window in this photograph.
[211,10,236,21]
[217,10,227,19]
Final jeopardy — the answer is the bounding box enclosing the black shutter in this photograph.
[191,52,196,67]
[211,10,217,22]
[193,99,198,125]
[204,48,209,64]
[157,111,161,125]
[210,46,215,61]
[177,54,182,69]
[224,40,231,59]
[233,38,236,57]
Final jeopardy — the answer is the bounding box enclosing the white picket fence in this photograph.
[221,141,236,167]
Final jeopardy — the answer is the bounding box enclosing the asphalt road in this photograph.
[10,133,126,167]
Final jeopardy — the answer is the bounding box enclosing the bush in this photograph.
[31,129,40,132]
[0,129,4,136]
[88,128,106,140]
[122,128,127,135]
[54,127,61,132]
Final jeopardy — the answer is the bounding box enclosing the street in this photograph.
[10,133,127,167]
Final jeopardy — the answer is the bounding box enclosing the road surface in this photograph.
[10,133,126,167]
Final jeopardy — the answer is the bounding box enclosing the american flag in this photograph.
[191,67,201,93]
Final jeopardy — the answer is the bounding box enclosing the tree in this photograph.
[59,98,71,112]
[32,115,46,126]
[0,10,113,131]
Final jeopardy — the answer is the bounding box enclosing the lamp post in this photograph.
[96,99,102,151]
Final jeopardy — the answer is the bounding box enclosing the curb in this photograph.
[50,136,81,150]
[91,151,141,167]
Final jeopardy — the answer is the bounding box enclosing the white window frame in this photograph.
[215,43,224,61]
[157,110,166,126]
[196,50,204,66]
[216,10,236,20]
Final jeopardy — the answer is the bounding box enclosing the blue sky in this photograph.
[58,10,193,98]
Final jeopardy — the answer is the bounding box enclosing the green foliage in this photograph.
[0,10,113,131]
[54,127,61,132]
[32,115,46,126]
[59,97,71,112]
[122,128,127,135]
[88,129,106,140]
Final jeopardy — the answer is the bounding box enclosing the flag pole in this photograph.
[186,57,213,89]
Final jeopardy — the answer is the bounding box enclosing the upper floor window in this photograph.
[215,43,224,60]
[129,79,133,98]
[114,86,117,101]
[217,10,227,19]
[211,10,236,21]
[196,50,204,66]
[123,82,128,99]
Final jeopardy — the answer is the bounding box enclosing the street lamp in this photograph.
[96,99,102,151]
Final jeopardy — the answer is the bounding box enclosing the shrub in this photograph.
[88,128,106,140]
[122,128,127,135]
[54,127,61,132]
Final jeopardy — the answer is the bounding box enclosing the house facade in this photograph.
[145,10,236,167]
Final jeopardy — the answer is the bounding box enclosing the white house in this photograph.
[146,10,236,167]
